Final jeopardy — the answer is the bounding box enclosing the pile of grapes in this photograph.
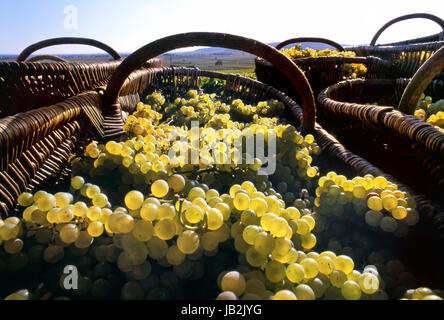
[1,88,442,301]
[414,94,444,133]
[280,44,368,79]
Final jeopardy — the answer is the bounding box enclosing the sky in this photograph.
[0,0,443,54]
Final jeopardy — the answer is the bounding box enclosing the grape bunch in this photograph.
[414,94,444,133]
[279,44,368,79]
[2,86,438,301]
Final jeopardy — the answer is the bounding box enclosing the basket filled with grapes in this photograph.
[2,32,444,301]
[0,37,162,118]
[317,46,444,206]
[347,13,444,80]
[254,37,396,102]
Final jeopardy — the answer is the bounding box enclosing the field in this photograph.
[163,53,255,73]
[0,52,257,77]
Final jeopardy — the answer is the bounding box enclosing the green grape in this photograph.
[167,174,186,193]
[17,192,34,207]
[365,210,383,227]
[240,209,259,226]
[286,263,305,283]
[380,216,397,233]
[166,245,185,266]
[221,271,246,297]
[74,231,93,248]
[214,202,231,221]
[87,206,102,221]
[335,255,354,275]
[392,206,407,220]
[294,284,315,300]
[36,193,56,212]
[0,224,20,241]
[301,233,317,251]
[59,224,80,244]
[22,205,38,222]
[92,193,108,208]
[296,219,310,235]
[330,270,347,288]
[269,217,289,238]
[245,247,267,268]
[132,219,154,242]
[86,185,101,199]
[308,278,327,299]
[300,258,319,279]
[177,230,200,254]
[352,185,366,199]
[382,195,397,211]
[216,291,238,300]
[202,232,219,252]
[273,289,297,300]
[249,198,268,217]
[158,204,176,220]
[272,237,292,256]
[47,208,61,224]
[117,214,135,234]
[341,281,361,300]
[260,213,278,231]
[140,203,159,222]
[286,207,301,220]
[242,225,261,245]
[207,208,223,231]
[72,202,88,217]
[187,187,206,201]
[233,192,250,211]
[154,219,176,240]
[125,191,144,211]
[146,237,168,260]
[254,231,275,255]
[318,255,335,275]
[87,221,104,237]
[4,238,24,254]
[265,260,286,283]
[367,196,383,211]
[71,176,85,190]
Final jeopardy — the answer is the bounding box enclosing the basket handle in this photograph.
[17,37,122,62]
[103,32,316,132]
[398,45,444,114]
[25,55,69,63]
[370,13,444,46]
[275,37,345,51]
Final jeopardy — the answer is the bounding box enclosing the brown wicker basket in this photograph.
[348,13,444,80]
[1,32,444,291]
[318,46,444,206]
[0,37,162,118]
[101,32,444,238]
[97,32,444,287]
[254,37,397,102]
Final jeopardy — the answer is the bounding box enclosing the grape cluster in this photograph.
[313,172,418,236]
[280,44,367,79]
[414,94,444,133]
[3,87,437,300]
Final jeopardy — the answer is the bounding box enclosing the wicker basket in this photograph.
[318,46,444,206]
[254,37,397,102]
[101,32,444,233]
[97,32,444,287]
[1,32,444,291]
[0,37,162,118]
[348,13,444,80]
